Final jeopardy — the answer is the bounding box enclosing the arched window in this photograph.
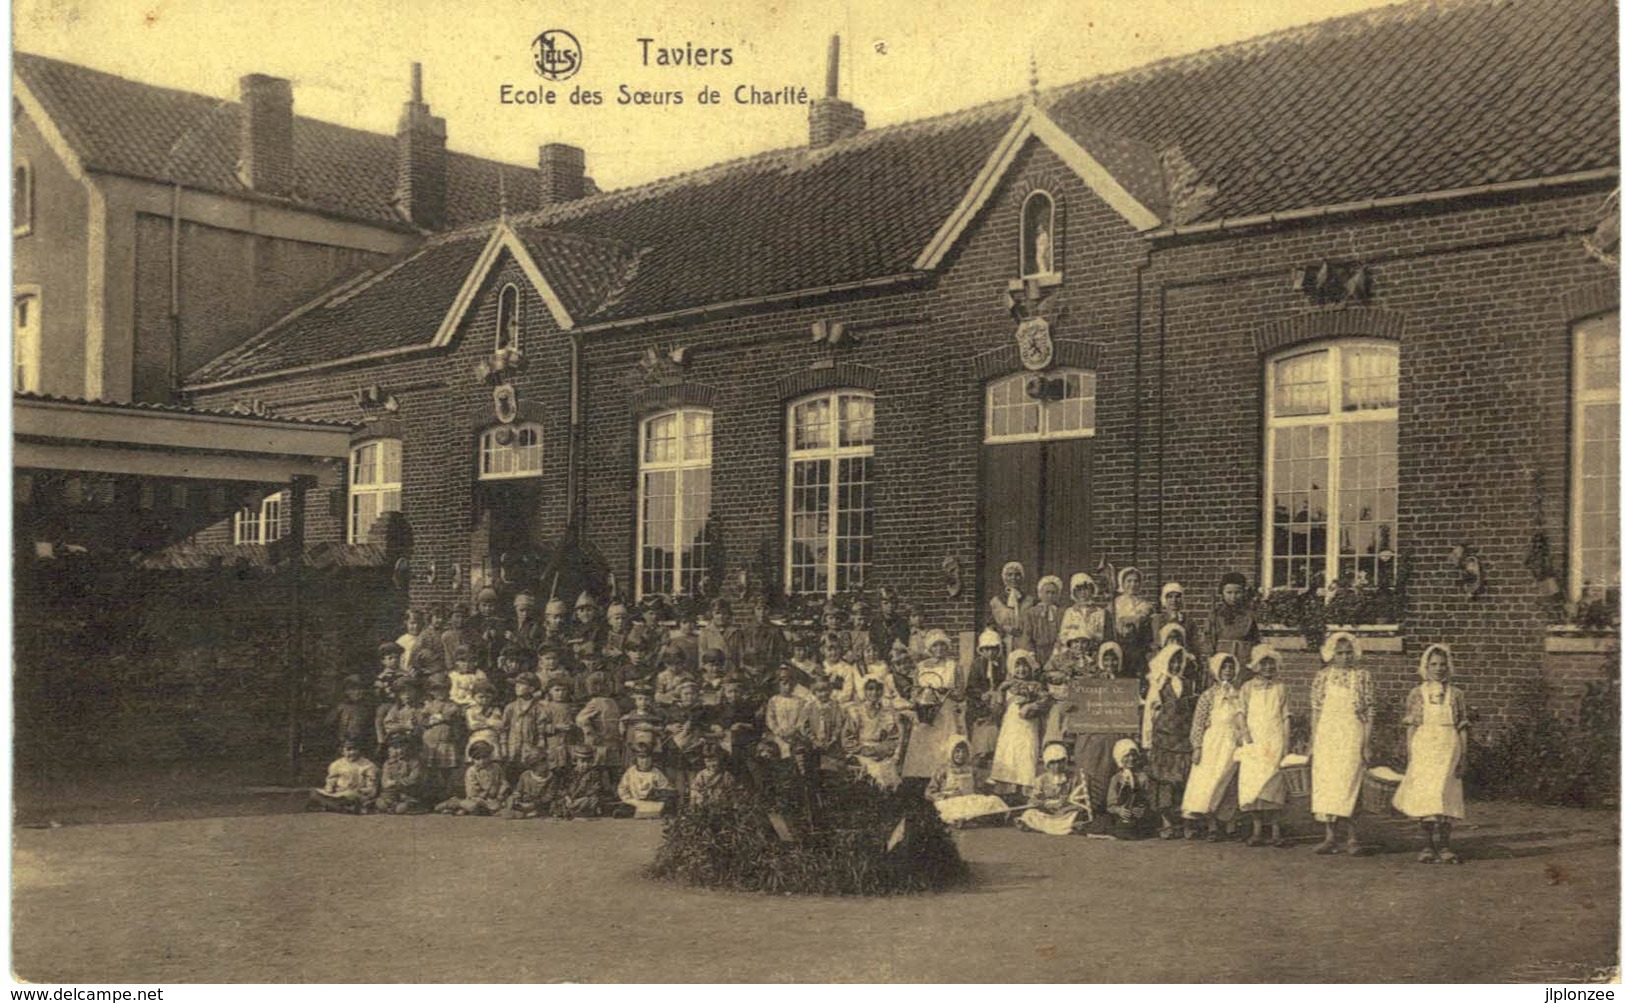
[1020,190,1056,278]
[1263,341,1398,592]
[984,368,1096,443]
[349,438,402,543]
[13,160,32,237]
[479,423,543,479]
[637,408,713,598]
[1572,310,1620,596]
[496,284,520,353]
[234,489,290,544]
[13,292,40,393]
[786,390,874,595]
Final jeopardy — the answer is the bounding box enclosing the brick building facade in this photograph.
[169,0,1618,740]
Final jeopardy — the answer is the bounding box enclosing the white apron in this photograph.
[935,794,1012,823]
[1311,672,1366,819]
[1182,687,1242,815]
[991,700,1042,788]
[1392,690,1466,820]
[1237,682,1289,810]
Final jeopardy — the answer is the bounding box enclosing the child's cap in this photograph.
[512,672,538,689]
[378,640,404,657]
[977,627,1002,650]
[699,648,726,665]
[342,673,365,688]
[452,644,472,662]
[630,739,655,757]
[585,671,611,697]
[467,739,495,758]
[1041,741,1070,765]
[341,736,362,750]
[659,646,689,668]
[1112,738,1141,768]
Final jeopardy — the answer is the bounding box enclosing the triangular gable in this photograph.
[432,222,577,346]
[913,105,1161,271]
[13,73,89,182]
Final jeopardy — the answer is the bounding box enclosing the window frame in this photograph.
[1570,310,1620,599]
[13,160,32,238]
[983,368,1098,444]
[477,422,544,481]
[13,288,40,394]
[348,438,402,544]
[635,406,714,600]
[783,389,876,597]
[233,489,290,545]
[495,283,520,354]
[1020,190,1057,280]
[1260,339,1400,594]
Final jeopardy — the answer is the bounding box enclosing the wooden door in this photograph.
[980,440,1043,605]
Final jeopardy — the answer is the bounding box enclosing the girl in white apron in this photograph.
[1182,653,1244,839]
[1392,643,1469,863]
[1236,644,1292,847]
[1311,631,1375,855]
[990,649,1048,790]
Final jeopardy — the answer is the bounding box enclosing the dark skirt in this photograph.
[1074,732,1136,808]
[1148,749,1192,811]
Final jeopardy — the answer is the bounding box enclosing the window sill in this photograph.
[1544,627,1620,654]
[1007,272,1063,291]
[1260,625,1404,653]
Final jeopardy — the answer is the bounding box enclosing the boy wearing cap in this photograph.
[668,600,702,671]
[419,674,463,800]
[377,678,426,756]
[510,592,545,652]
[309,738,379,814]
[626,597,667,656]
[468,586,508,673]
[570,592,609,659]
[501,673,544,777]
[553,731,615,819]
[464,681,505,762]
[537,675,578,769]
[502,749,558,818]
[375,733,426,814]
[620,680,666,761]
[697,599,743,670]
[435,739,508,815]
[687,742,739,809]
[655,647,698,707]
[738,595,788,676]
[616,741,677,818]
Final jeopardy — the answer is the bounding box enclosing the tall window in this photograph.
[638,408,712,598]
[1021,190,1056,278]
[786,390,874,595]
[1573,311,1620,595]
[496,284,520,352]
[1263,341,1399,592]
[984,369,1096,442]
[13,161,32,237]
[13,293,39,392]
[349,439,402,543]
[234,490,290,544]
[479,423,543,479]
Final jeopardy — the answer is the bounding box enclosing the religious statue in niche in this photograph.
[1021,190,1057,279]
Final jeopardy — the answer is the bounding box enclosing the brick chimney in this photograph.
[394,63,448,230]
[238,73,294,195]
[537,143,586,203]
[808,35,865,148]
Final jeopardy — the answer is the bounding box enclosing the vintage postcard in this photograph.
[9,0,1621,985]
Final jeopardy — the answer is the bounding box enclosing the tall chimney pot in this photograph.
[395,62,448,230]
[808,34,864,148]
[826,35,841,98]
[238,73,294,195]
[538,142,587,204]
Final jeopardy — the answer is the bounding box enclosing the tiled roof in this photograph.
[133,541,390,571]
[13,51,574,230]
[186,228,495,383]
[184,0,1618,385]
[1043,0,1618,224]
[13,391,354,427]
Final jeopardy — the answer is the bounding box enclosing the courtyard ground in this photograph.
[11,787,1619,983]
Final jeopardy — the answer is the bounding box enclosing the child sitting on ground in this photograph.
[927,736,1011,828]
[1015,741,1092,835]
[435,739,508,815]
[553,733,615,819]
[374,734,425,814]
[309,737,379,814]
[1089,739,1157,839]
[616,741,678,818]
[687,741,739,810]
[503,749,557,819]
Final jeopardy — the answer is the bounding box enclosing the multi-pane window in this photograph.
[1264,342,1399,592]
[637,408,712,598]
[349,439,402,543]
[786,391,874,595]
[984,369,1097,442]
[479,423,543,479]
[495,284,520,353]
[14,293,39,393]
[1573,311,1620,595]
[234,490,290,545]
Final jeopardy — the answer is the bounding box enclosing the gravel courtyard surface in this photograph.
[12,803,1618,983]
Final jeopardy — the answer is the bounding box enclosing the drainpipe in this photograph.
[566,330,582,533]
[168,184,183,401]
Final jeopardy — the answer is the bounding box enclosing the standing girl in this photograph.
[1392,643,1469,863]
[1060,573,1110,660]
[1206,572,1261,679]
[1182,653,1245,840]
[1111,567,1155,680]
[1236,645,1292,846]
[1142,643,1198,838]
[1310,631,1376,855]
[990,649,1049,792]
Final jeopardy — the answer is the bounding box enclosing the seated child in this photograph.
[503,749,557,819]
[1087,739,1158,839]
[552,733,615,819]
[843,678,903,790]
[419,674,464,800]
[698,649,729,703]
[374,733,425,814]
[822,634,861,704]
[762,665,811,761]
[1015,741,1092,835]
[687,741,739,810]
[308,738,379,814]
[435,739,508,815]
[927,736,1011,827]
[616,741,677,818]
[1041,669,1075,749]
[804,675,847,773]
[447,646,489,708]
[655,648,697,707]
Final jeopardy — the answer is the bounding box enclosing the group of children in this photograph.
[309,569,1471,863]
